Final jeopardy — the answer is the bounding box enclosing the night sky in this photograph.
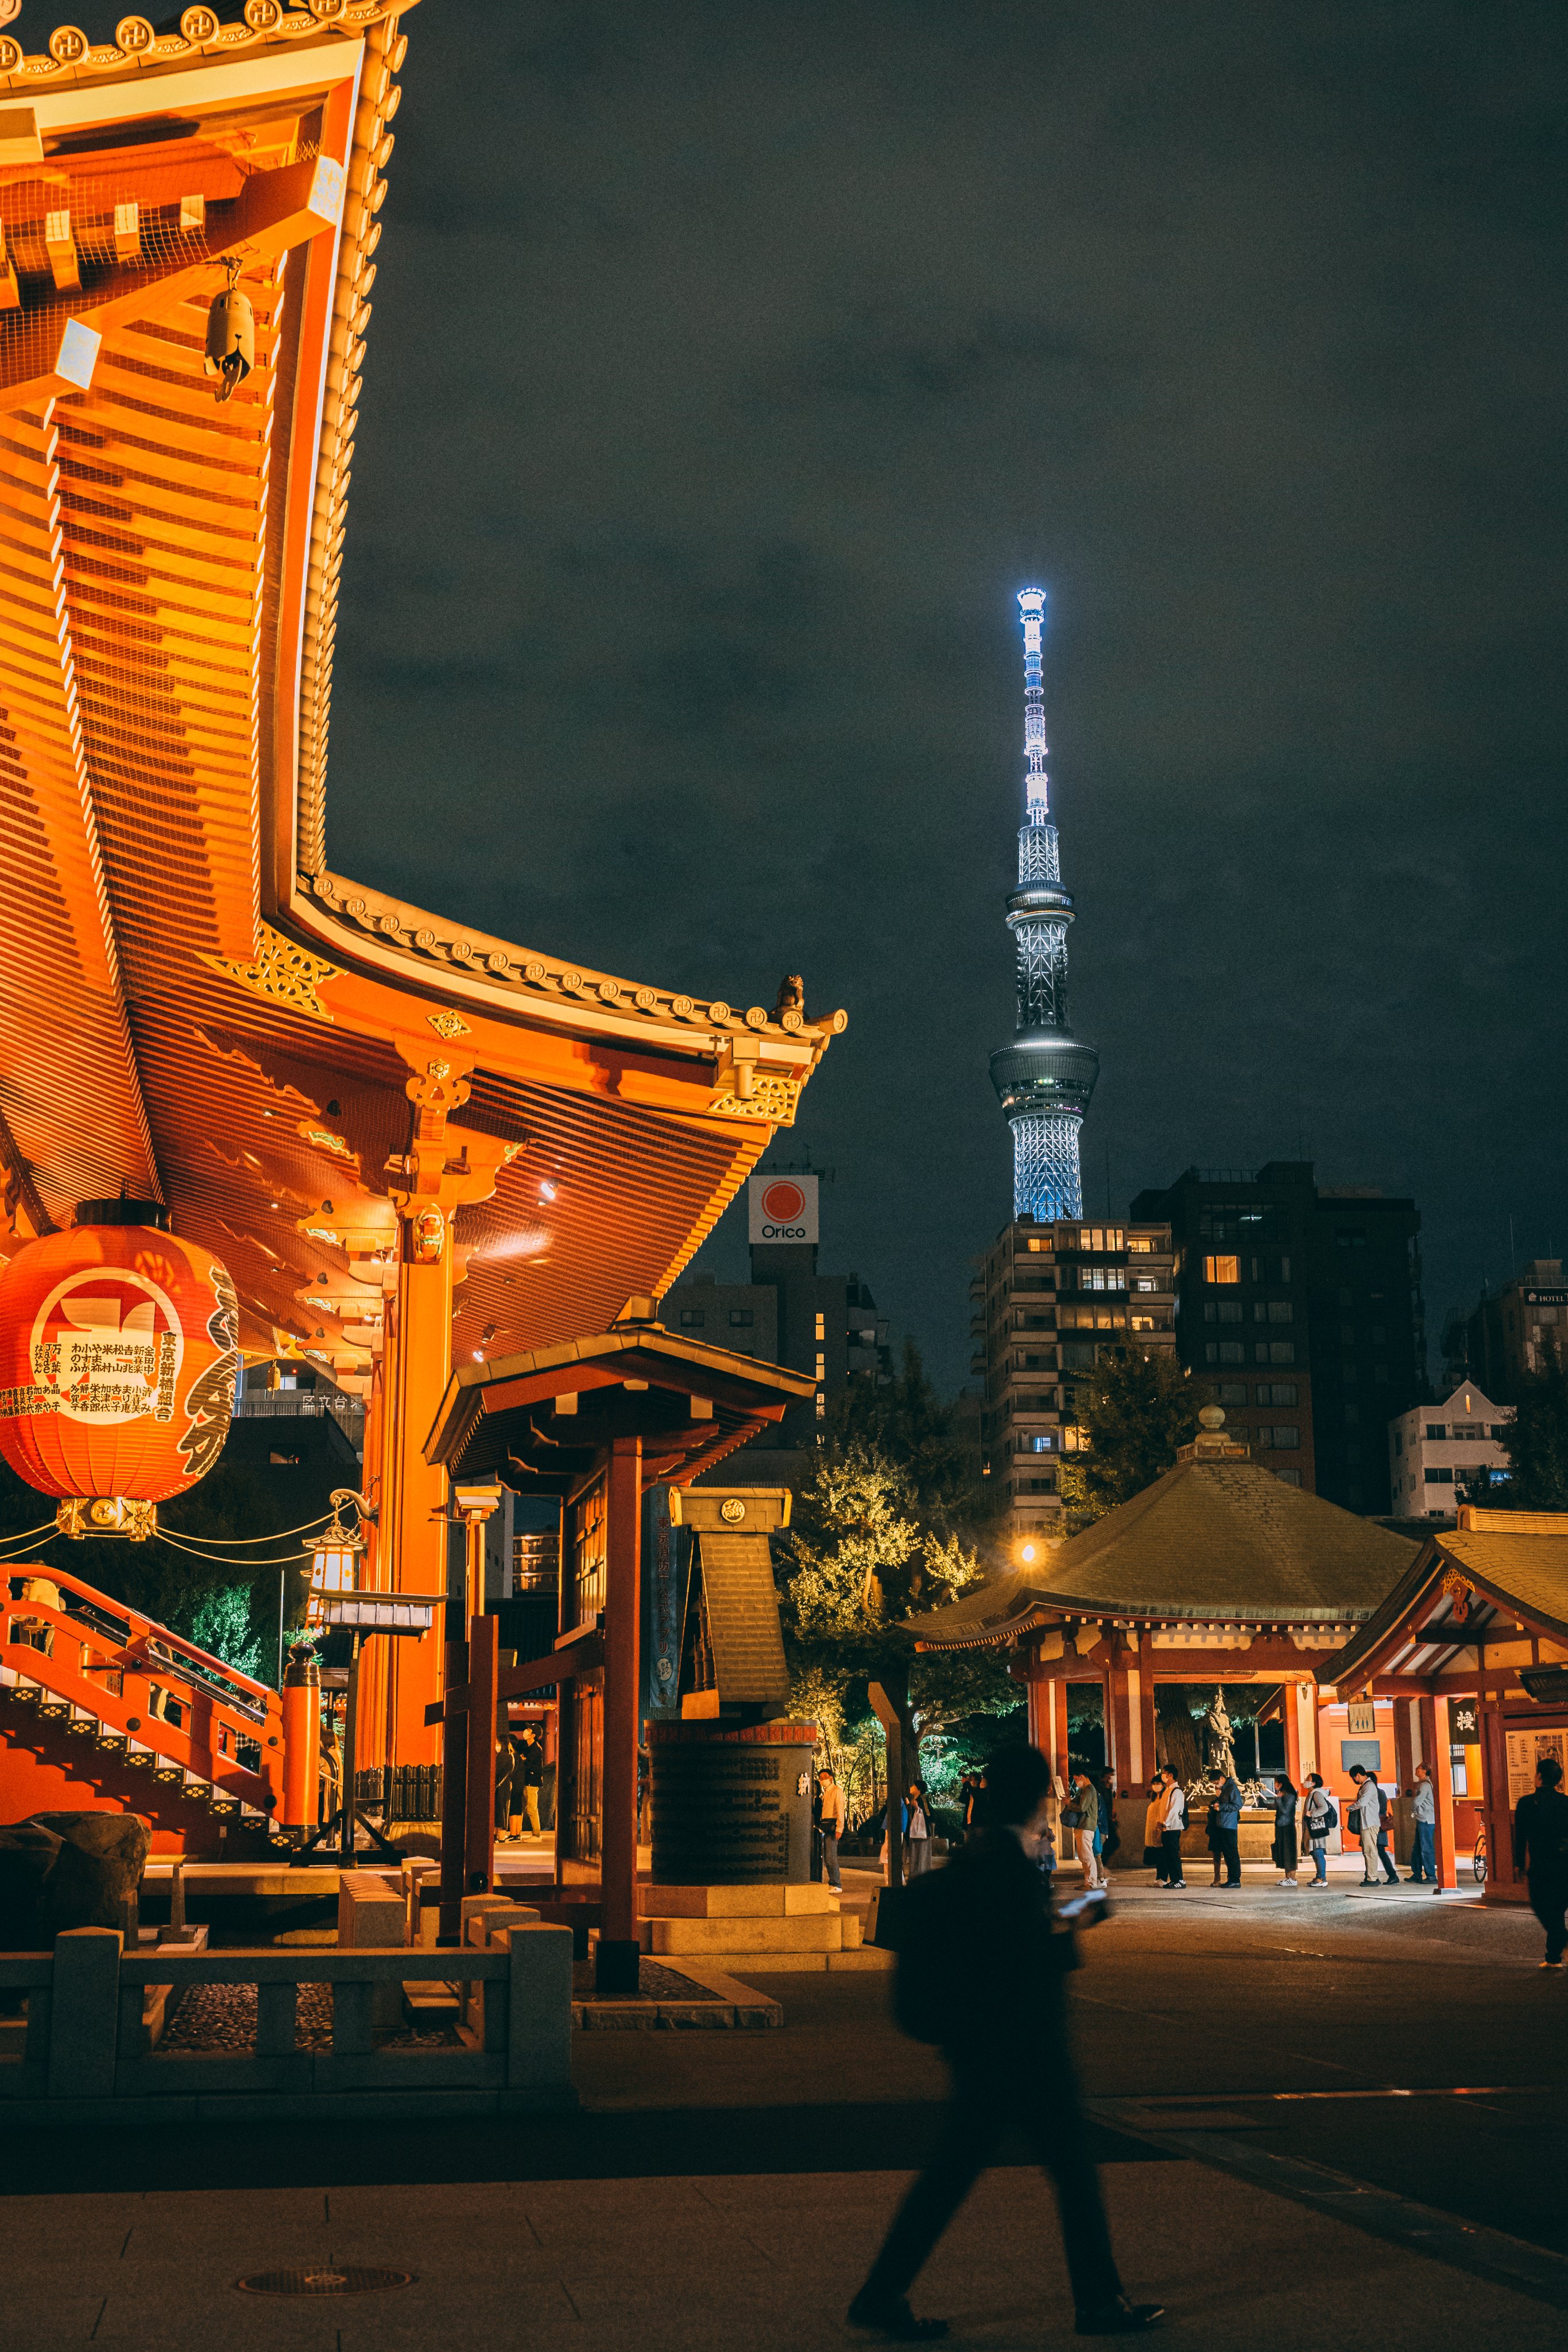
[82,0,1568,1394]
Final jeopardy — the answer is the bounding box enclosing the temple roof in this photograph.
[0,3,839,1378]
[1325,1508,1568,1690]
[909,1442,1420,1649]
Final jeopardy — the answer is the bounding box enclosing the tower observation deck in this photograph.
[988,590,1099,1220]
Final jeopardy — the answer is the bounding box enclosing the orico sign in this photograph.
[748,1172,819,1245]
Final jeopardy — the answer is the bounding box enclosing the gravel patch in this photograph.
[158,1983,463,2051]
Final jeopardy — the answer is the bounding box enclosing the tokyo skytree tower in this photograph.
[988,590,1099,1220]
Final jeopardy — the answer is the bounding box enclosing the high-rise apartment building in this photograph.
[971,1215,1177,1541]
[1129,1162,1426,1514]
[1445,1260,1566,1405]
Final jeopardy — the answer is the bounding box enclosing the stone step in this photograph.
[649,1912,844,1956]
[641,1881,839,1920]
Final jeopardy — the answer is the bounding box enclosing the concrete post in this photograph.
[47,1928,122,2099]
[337,1869,406,2028]
[504,1921,575,2103]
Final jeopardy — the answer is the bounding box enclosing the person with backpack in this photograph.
[1302,1773,1335,1885]
[847,1744,1164,2342]
[1512,1754,1568,1967]
[1349,1766,1399,1886]
[1068,1770,1103,1889]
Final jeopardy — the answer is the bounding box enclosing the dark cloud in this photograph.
[71,0,1567,1380]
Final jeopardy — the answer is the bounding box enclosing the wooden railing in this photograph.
[0,1918,575,2118]
[2,1565,285,1820]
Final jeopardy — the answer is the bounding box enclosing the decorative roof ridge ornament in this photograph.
[200,922,340,1023]
[0,0,418,90]
[1176,1404,1251,1464]
[300,870,847,1056]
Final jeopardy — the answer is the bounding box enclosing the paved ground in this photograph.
[5,1862,1565,2347]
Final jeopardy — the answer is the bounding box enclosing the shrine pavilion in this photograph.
[0,5,839,1808]
[1320,1507,1568,1900]
[907,1410,1420,1838]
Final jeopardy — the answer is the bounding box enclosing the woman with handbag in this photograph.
[1272,1773,1300,1885]
[1302,1773,1335,1886]
[1141,1777,1165,1874]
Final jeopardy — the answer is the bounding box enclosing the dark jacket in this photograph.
[1513,1786,1568,1875]
[898,1829,1077,2059]
[517,1738,543,1786]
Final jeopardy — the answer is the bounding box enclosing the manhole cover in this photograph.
[235,2267,415,2296]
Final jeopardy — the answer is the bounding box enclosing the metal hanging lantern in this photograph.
[205,263,254,403]
[306,1488,369,1627]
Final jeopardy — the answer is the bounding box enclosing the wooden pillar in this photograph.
[1138,1651,1159,1785]
[1283,1679,1302,1788]
[1040,1676,1066,1787]
[464,1611,499,1901]
[354,1353,390,1768]
[381,1224,455,1770]
[1418,1690,1458,1891]
[1393,1696,1416,1792]
[598,1434,642,1994]
[1107,1658,1131,1787]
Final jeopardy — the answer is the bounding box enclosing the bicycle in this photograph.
[1472,1824,1488,1886]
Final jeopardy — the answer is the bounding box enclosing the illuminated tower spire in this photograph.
[988,589,1099,1220]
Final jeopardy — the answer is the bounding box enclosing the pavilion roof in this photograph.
[908,1442,1419,1650]
[1323,1508,1568,1690]
[424,1308,816,1493]
[0,5,840,1380]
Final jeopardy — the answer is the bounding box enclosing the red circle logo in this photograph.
[761,1180,805,1223]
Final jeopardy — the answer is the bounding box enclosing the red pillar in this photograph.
[599,1434,642,1993]
[1393,1697,1415,1792]
[1418,1690,1458,1891]
[1283,1680,1302,1789]
[465,1611,499,1901]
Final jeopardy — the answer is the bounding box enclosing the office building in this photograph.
[1129,1162,1426,1513]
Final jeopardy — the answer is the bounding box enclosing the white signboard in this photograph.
[749,1173,818,1245]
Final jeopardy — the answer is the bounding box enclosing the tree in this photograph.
[1504,1351,1568,1507]
[777,1438,1017,1791]
[1068,1349,1211,1519]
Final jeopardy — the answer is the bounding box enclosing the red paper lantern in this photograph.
[0,1201,240,1533]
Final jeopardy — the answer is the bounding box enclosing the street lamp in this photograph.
[305,1487,371,1628]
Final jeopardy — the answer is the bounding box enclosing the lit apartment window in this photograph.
[815,1391,825,1419]
[1127,1235,1155,1254]
[815,1353,826,1379]
[1203,1255,1240,1285]
[815,1313,825,1339]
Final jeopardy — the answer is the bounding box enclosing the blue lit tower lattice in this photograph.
[988,589,1099,1220]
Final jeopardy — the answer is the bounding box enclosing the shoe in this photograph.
[847,2292,948,2341]
[1077,2296,1166,2335]
[1541,1959,1565,1971]
[1170,1882,1188,1892]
